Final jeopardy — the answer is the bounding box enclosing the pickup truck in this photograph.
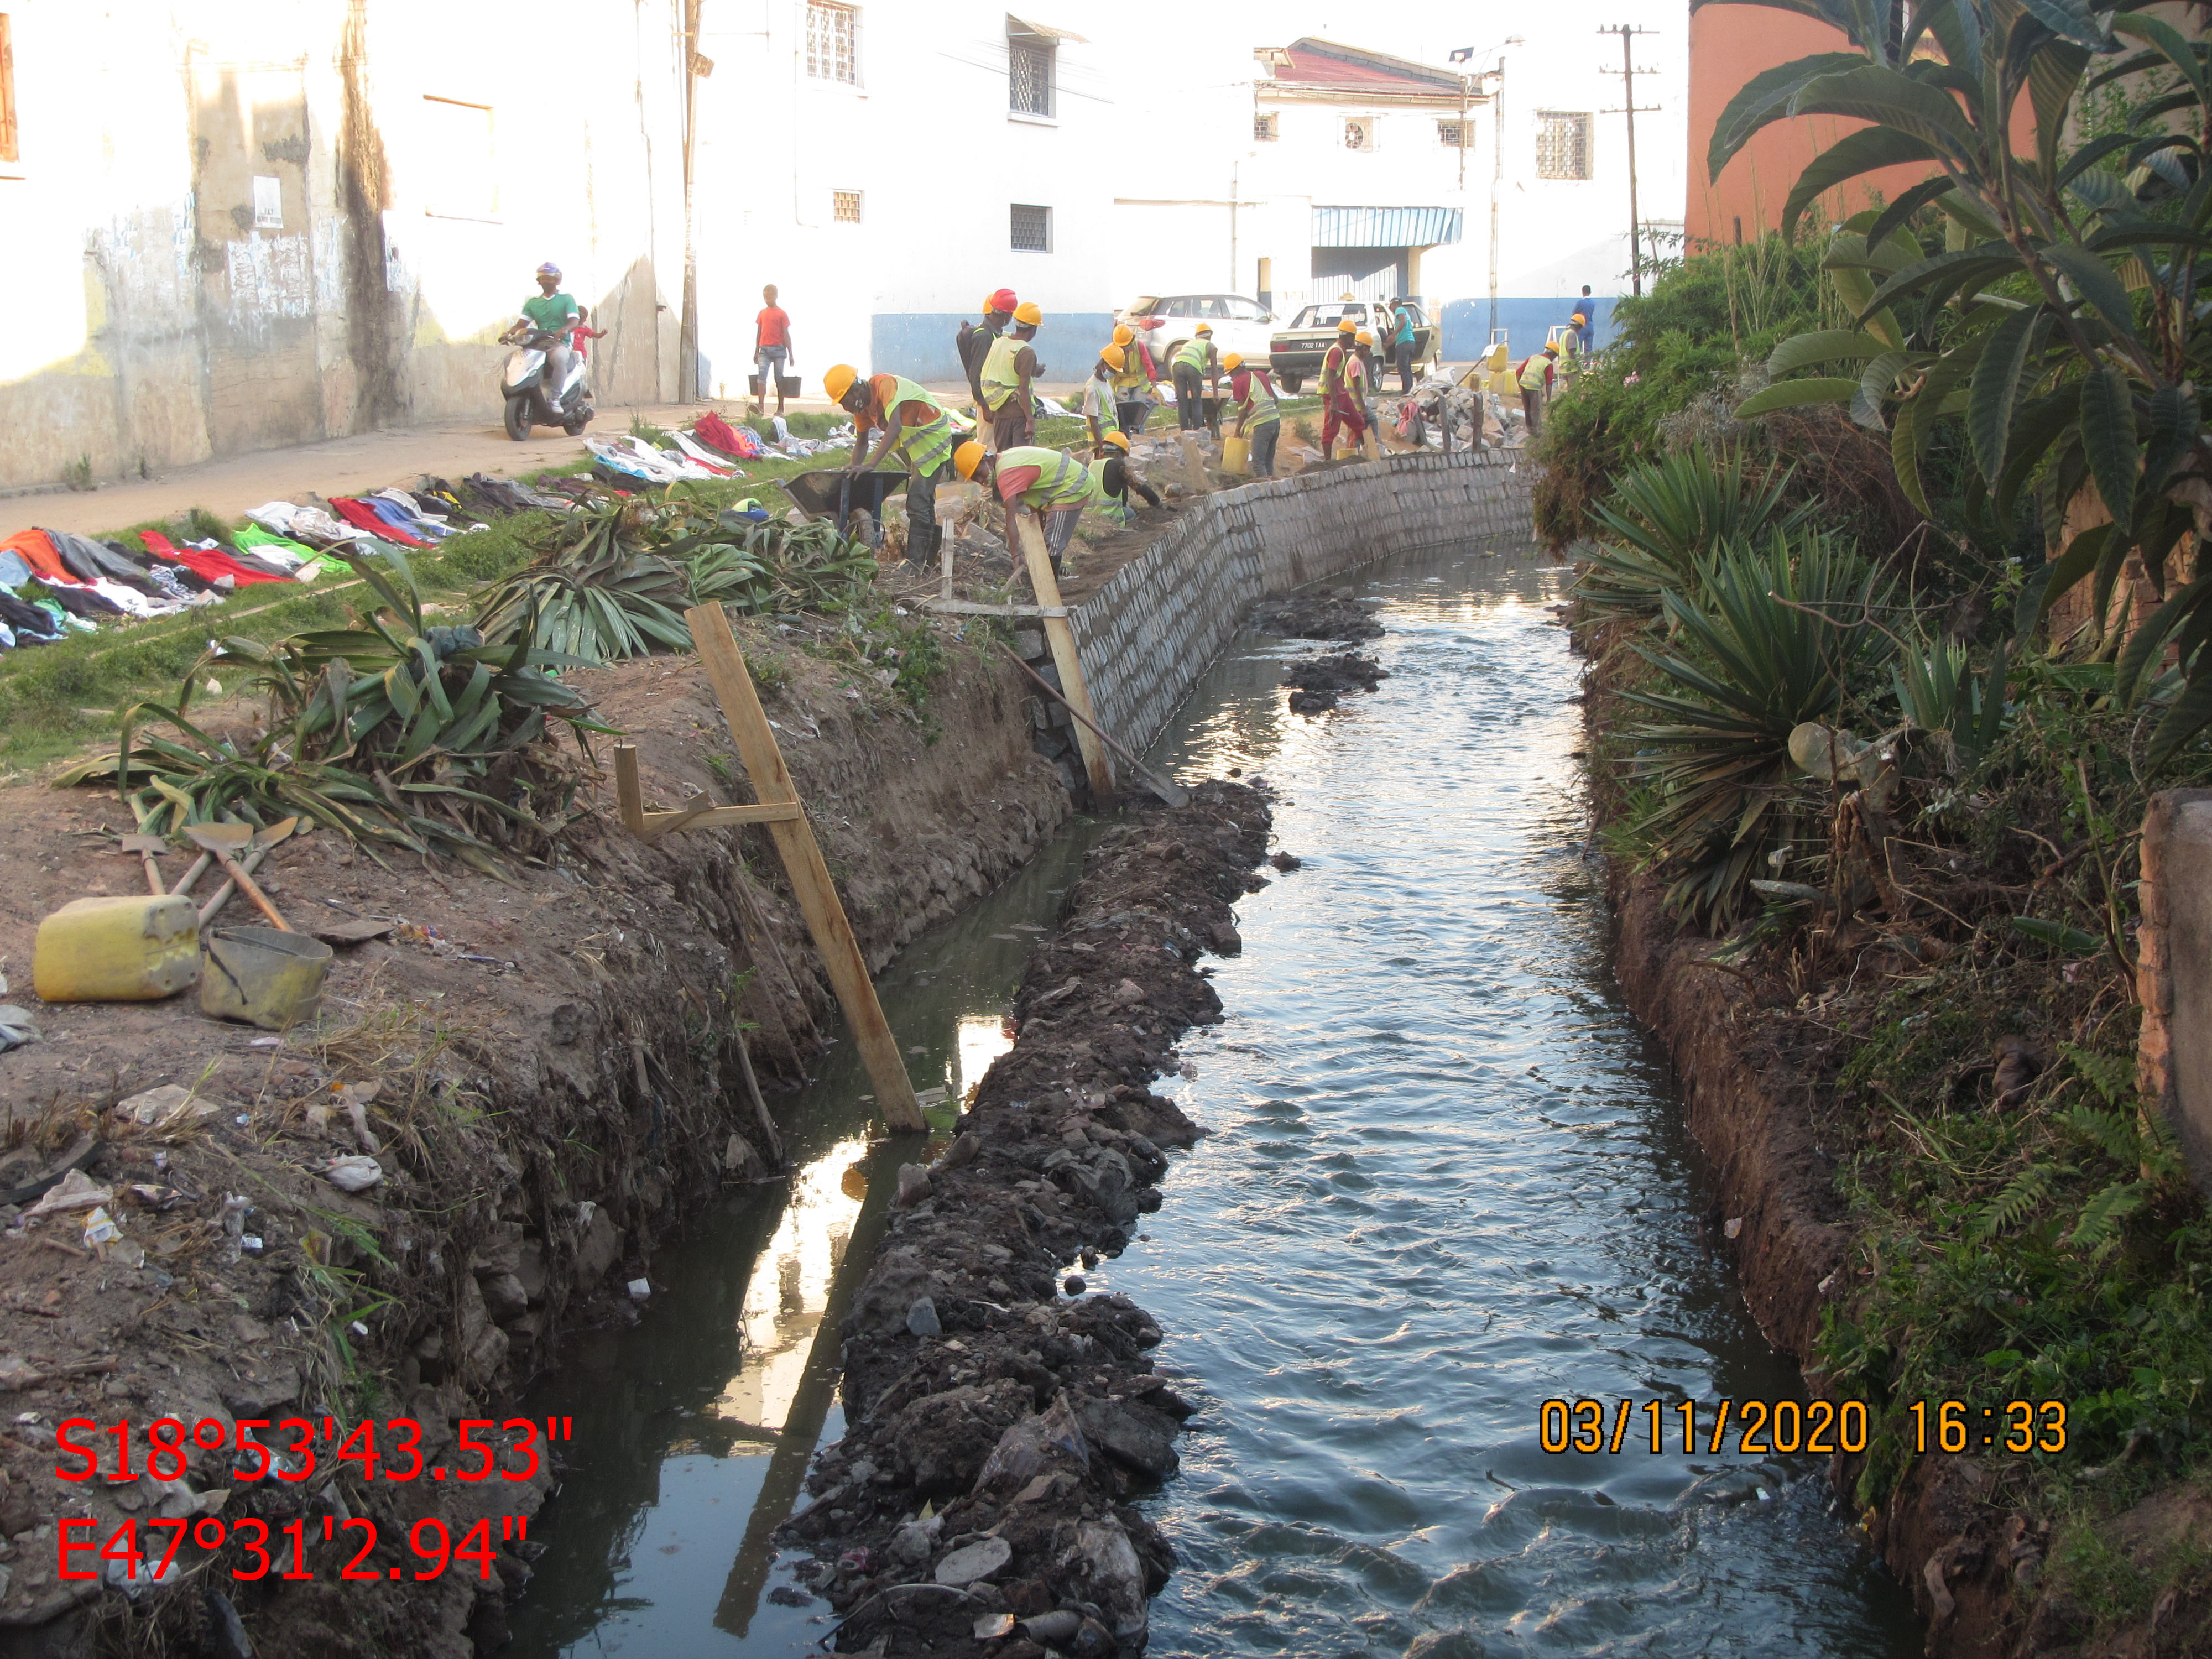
[1269,300,1440,393]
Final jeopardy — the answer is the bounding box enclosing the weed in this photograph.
[629,413,672,445]
[64,453,93,493]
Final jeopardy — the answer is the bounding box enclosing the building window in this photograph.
[1437,120,1465,148]
[833,189,862,223]
[1009,35,1055,117]
[1254,112,1278,142]
[0,14,17,164]
[1536,111,1593,179]
[1343,117,1373,150]
[1010,203,1052,253]
[806,2,858,85]
[421,95,497,221]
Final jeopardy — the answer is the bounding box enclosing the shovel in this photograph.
[197,817,301,928]
[120,835,166,896]
[184,824,293,933]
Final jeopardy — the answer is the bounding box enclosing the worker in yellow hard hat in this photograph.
[1082,349,1120,453]
[1170,322,1222,435]
[1089,427,1162,528]
[1319,316,1368,461]
[954,437,1103,579]
[826,363,957,571]
[1517,343,1559,436]
[1223,351,1283,478]
[957,289,1018,427]
[1099,342,1154,442]
[979,301,1045,452]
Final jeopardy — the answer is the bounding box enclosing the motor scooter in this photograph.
[498,327,593,440]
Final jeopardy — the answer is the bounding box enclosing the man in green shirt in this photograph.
[511,262,581,411]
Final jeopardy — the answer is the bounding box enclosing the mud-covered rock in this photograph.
[1247,588,1385,641]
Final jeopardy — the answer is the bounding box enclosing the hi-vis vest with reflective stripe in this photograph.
[1173,336,1212,373]
[883,377,954,473]
[980,334,1026,411]
[1519,354,1551,390]
[1235,372,1280,428]
[1089,458,1137,525]
[999,446,1100,510]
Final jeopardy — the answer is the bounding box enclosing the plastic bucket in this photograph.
[199,926,332,1031]
[1220,436,1251,476]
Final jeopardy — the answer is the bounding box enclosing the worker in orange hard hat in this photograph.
[956,289,1019,430]
[979,302,1045,452]
[1224,351,1282,477]
[826,363,956,571]
[1319,316,1368,461]
[1103,341,1154,441]
[954,436,1103,580]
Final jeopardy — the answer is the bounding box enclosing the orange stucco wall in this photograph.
[1686,10,1940,244]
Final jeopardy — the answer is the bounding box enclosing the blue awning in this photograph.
[1312,206,1464,248]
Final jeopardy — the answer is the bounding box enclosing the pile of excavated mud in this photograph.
[1282,651,1387,713]
[1246,587,1384,643]
[779,781,1274,1657]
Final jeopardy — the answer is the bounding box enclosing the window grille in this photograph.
[1535,111,1593,179]
[806,2,857,84]
[833,189,862,223]
[1010,203,1051,253]
[1437,121,1465,148]
[1009,38,1054,117]
[1254,112,1278,142]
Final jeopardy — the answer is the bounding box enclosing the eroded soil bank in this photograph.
[0,625,1067,1657]
[777,782,1272,1658]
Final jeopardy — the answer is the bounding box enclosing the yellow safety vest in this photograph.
[1519,355,1551,391]
[1321,342,1355,394]
[980,334,1027,412]
[1000,446,1102,511]
[883,377,954,474]
[1173,337,1213,374]
[1235,373,1280,428]
[1090,458,1137,525]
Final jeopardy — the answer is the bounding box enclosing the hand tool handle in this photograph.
[203,844,291,932]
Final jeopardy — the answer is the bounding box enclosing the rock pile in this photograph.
[1245,586,1384,643]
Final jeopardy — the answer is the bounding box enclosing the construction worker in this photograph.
[979,302,1044,453]
[954,439,1102,577]
[958,289,1017,426]
[1090,430,1162,528]
[1518,344,1558,436]
[1170,324,1220,433]
[1556,327,1584,383]
[1223,352,1282,478]
[1388,298,1419,393]
[1319,318,1368,461]
[1082,352,1120,453]
[828,363,956,570]
[1104,343,1153,440]
[1571,285,1597,355]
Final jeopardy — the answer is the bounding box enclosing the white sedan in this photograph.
[1113,293,1278,377]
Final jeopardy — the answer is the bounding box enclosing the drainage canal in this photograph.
[509,543,1922,1656]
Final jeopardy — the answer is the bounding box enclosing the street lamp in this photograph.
[1451,37,1523,346]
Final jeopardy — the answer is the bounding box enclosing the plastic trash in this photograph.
[33,895,200,1002]
[322,1156,383,1193]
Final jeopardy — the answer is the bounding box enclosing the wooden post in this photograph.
[658,605,926,1134]
[1011,514,1115,802]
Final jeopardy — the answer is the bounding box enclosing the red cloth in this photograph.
[692,410,764,460]
[755,306,791,348]
[330,497,434,548]
[1,529,85,585]
[143,531,289,586]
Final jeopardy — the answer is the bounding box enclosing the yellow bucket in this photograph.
[199,926,332,1031]
[1220,435,1251,476]
[33,895,200,1001]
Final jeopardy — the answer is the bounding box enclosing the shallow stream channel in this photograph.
[508,543,1924,1657]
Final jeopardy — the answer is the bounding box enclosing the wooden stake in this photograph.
[1011,514,1115,802]
[681,603,926,1134]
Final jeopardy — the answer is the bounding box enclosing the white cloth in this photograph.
[245,502,300,536]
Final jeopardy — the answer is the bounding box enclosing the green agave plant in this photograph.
[1621,528,1887,925]
[1893,632,2010,770]
[1576,444,1818,615]
[1704,0,2212,760]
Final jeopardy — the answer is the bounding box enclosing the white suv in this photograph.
[1114,293,1277,375]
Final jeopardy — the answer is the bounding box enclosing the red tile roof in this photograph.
[1270,38,1461,93]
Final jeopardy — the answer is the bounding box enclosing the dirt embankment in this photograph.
[0,628,1067,1656]
[778,783,1272,1658]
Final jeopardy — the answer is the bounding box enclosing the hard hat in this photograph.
[1542,343,1559,354]
[823,364,858,403]
[1013,301,1043,326]
[1337,317,1358,333]
[1222,351,1244,372]
[1194,323,1213,336]
[536,262,562,279]
[954,440,986,479]
[1113,325,1134,345]
[1102,430,1130,451]
[1100,345,1127,371]
[1356,331,1375,346]
[988,288,1018,313]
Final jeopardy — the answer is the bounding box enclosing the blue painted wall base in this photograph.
[1439,297,1616,361]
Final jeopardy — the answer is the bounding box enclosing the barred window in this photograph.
[1535,111,1593,179]
[1010,203,1052,253]
[1437,120,1465,148]
[806,2,857,85]
[833,189,862,223]
[1010,38,1055,117]
[1254,112,1278,142]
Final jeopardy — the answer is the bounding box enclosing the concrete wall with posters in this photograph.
[0,0,688,493]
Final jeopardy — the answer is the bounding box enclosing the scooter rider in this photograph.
[504,263,581,416]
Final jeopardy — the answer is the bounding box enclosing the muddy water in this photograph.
[512,545,1921,1657]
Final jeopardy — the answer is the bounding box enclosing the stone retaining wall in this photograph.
[1064,451,1533,755]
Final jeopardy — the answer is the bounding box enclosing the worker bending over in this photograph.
[1518,344,1558,436]
[1223,352,1282,478]
[1170,324,1221,433]
[979,302,1044,453]
[1090,430,1161,528]
[1104,341,1153,439]
[958,289,1017,437]
[828,364,957,570]
[1319,319,1368,461]
[954,440,1101,578]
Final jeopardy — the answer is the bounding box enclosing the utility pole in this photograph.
[678,0,710,401]
[1454,40,1520,345]
[1600,25,1660,297]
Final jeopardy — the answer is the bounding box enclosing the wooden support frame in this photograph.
[614,603,927,1134]
[1011,513,1115,802]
